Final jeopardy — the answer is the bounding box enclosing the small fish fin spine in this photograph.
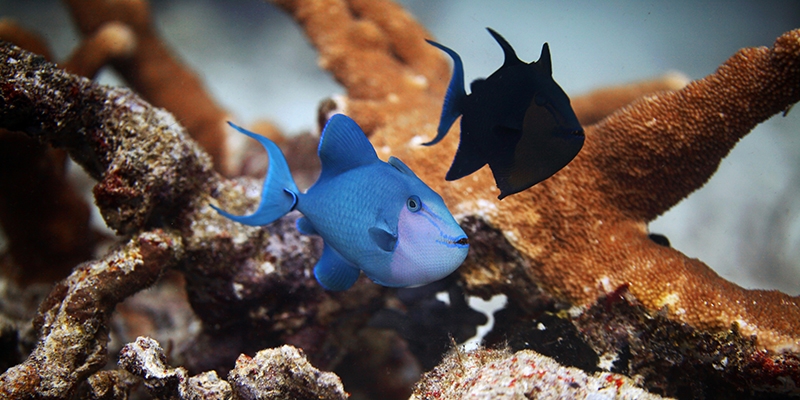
[537,43,552,75]
[211,122,299,226]
[424,39,466,146]
[318,114,379,182]
[388,156,418,178]
[486,27,524,67]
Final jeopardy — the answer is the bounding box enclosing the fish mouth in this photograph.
[452,236,469,247]
[438,235,469,248]
[558,126,584,138]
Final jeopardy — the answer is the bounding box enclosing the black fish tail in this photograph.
[424,39,466,146]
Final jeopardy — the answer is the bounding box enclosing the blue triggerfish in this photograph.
[425,28,585,199]
[212,114,469,291]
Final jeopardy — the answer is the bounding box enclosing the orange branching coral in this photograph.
[61,21,136,78]
[570,72,690,127]
[0,19,53,60]
[271,0,450,136]
[274,0,800,353]
[62,0,233,174]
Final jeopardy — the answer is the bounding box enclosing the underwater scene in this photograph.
[1,0,799,398]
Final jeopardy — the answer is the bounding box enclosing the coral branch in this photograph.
[228,344,348,399]
[0,19,52,61]
[120,336,347,399]
[0,230,179,399]
[62,0,232,174]
[571,72,689,127]
[271,0,448,134]
[0,40,214,233]
[119,336,232,399]
[593,32,800,221]
[61,21,136,78]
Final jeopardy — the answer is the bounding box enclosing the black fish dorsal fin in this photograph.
[537,43,552,76]
[486,27,523,68]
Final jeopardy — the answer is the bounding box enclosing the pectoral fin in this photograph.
[314,245,360,291]
[369,226,398,253]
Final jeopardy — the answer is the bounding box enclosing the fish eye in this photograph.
[534,93,547,106]
[406,195,421,212]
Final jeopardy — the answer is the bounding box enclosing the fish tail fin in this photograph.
[211,122,299,226]
[424,39,466,146]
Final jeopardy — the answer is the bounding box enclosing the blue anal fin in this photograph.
[424,39,467,146]
[314,245,361,291]
[212,122,300,226]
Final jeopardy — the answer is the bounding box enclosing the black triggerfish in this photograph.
[425,28,585,199]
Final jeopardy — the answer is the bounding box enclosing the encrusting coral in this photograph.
[412,346,669,399]
[118,336,348,399]
[62,0,234,175]
[1,0,799,398]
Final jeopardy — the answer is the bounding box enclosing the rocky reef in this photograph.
[1,0,799,399]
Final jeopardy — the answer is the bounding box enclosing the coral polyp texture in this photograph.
[1,0,800,398]
[412,347,668,399]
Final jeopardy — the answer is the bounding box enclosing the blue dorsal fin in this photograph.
[486,27,524,68]
[424,39,466,146]
[211,122,299,226]
[537,43,552,76]
[314,244,361,291]
[318,114,379,181]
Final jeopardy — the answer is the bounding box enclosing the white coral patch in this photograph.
[462,294,507,351]
[503,230,518,243]
[454,198,498,220]
[409,135,427,146]
[260,261,275,275]
[597,352,619,371]
[232,282,245,300]
[657,292,680,310]
[435,291,451,306]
